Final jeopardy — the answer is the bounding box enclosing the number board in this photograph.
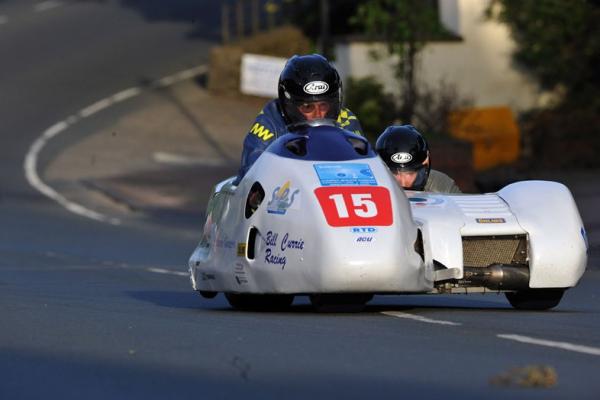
[314,186,393,227]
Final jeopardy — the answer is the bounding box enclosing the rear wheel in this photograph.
[505,288,565,310]
[309,294,373,313]
[225,293,294,311]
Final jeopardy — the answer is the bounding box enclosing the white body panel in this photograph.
[190,152,430,294]
[497,181,587,287]
[408,183,587,288]
[190,145,587,295]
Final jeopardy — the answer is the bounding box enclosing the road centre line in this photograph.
[381,311,462,326]
[24,65,207,225]
[34,1,63,12]
[153,151,227,167]
[147,267,188,277]
[383,314,600,357]
[498,334,600,356]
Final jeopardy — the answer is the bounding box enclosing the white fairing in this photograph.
[190,134,586,294]
[408,192,528,273]
[190,151,430,294]
[497,181,587,287]
[408,181,587,288]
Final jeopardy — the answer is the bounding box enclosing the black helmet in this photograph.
[375,125,431,190]
[277,54,342,124]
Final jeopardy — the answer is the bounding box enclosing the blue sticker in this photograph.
[350,227,378,234]
[408,197,445,207]
[267,181,299,215]
[314,163,377,186]
[581,227,589,251]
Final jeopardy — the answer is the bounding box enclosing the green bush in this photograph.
[344,76,397,143]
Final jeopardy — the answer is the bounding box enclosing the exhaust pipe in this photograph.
[462,264,529,290]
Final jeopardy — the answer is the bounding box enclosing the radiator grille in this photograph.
[462,235,527,267]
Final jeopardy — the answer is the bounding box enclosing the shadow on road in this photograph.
[117,0,224,40]
[127,289,201,309]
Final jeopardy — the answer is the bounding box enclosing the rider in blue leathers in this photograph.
[234,54,363,185]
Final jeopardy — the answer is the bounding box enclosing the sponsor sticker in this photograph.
[350,227,378,234]
[234,262,248,285]
[356,236,374,243]
[408,196,445,207]
[314,163,377,186]
[315,186,393,227]
[476,218,506,224]
[303,81,329,94]
[261,230,305,270]
[215,239,235,249]
[267,181,300,215]
[391,152,412,164]
[237,243,247,257]
[201,272,216,281]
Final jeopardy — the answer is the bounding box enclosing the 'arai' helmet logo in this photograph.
[303,81,329,95]
[391,152,413,163]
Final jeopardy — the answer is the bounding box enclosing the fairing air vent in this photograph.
[462,234,528,268]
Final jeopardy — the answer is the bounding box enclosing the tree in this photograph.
[488,0,600,167]
[353,0,448,124]
[344,77,397,142]
[282,0,361,57]
[487,0,600,106]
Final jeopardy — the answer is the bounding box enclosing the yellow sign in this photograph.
[449,106,520,171]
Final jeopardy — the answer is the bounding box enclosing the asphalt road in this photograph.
[1,2,599,399]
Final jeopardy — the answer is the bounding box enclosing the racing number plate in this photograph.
[314,186,393,227]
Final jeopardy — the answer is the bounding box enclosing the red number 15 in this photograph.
[314,186,393,227]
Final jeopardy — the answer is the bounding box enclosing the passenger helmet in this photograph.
[277,54,342,124]
[375,125,431,190]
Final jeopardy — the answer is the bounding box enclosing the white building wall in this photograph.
[334,0,551,113]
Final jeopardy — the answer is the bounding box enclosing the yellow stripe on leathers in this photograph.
[250,122,275,141]
[337,108,357,128]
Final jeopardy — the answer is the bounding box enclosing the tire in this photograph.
[309,294,373,313]
[505,288,565,310]
[225,293,294,311]
[198,290,218,299]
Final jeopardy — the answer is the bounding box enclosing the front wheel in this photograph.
[225,293,294,311]
[505,288,565,310]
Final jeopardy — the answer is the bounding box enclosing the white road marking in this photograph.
[0,15,8,25]
[24,119,122,225]
[24,65,208,225]
[79,98,113,118]
[147,267,188,277]
[153,151,226,167]
[498,334,600,356]
[112,87,142,102]
[381,311,462,326]
[34,1,63,12]
[154,65,207,88]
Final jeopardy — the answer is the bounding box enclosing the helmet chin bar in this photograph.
[393,164,430,191]
[411,167,429,191]
[287,118,337,132]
